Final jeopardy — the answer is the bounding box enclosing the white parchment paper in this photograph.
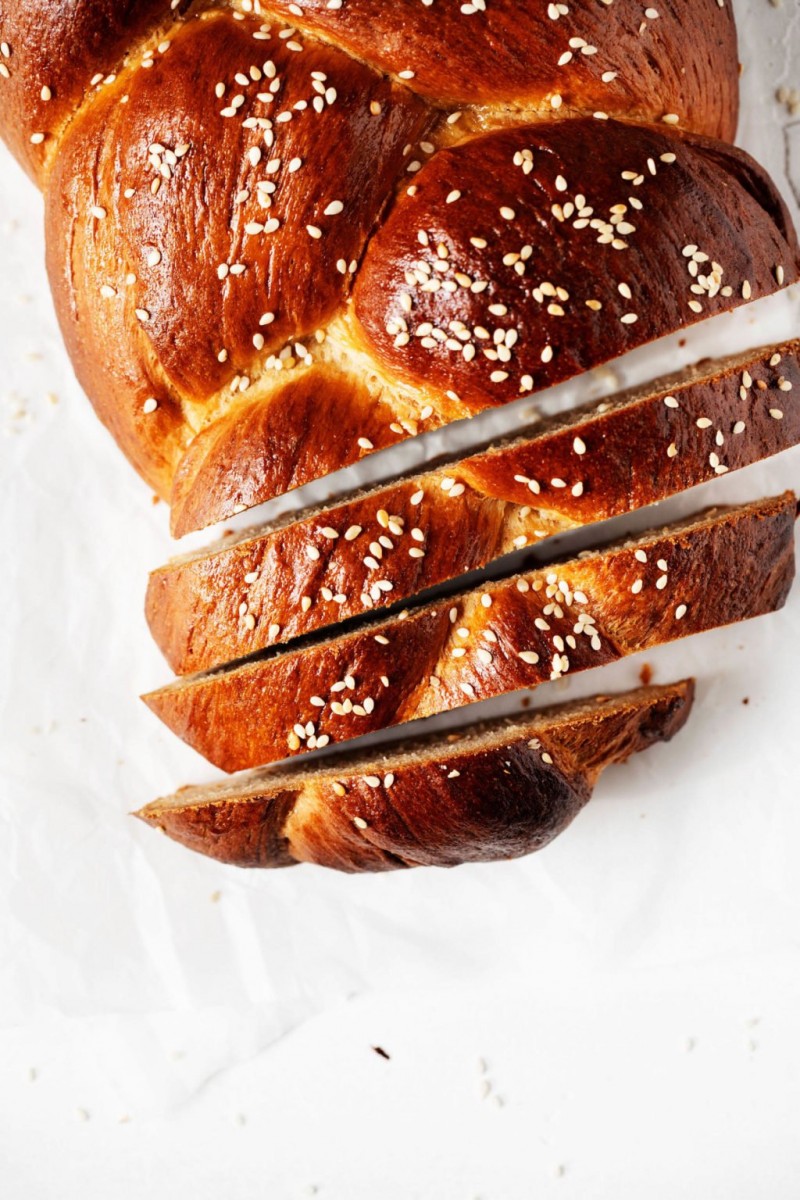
[1,2,799,1195]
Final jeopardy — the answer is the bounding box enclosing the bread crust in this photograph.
[136,679,694,872]
[259,0,739,137]
[147,342,800,675]
[143,494,796,773]
[9,3,789,529]
[43,9,430,498]
[354,120,798,408]
[0,0,191,182]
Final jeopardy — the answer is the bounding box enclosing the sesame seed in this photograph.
[142,397,158,415]
[675,604,688,620]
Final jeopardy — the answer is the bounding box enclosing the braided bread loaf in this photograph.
[1,1,797,536]
[3,2,799,874]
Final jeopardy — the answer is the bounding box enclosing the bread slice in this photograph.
[147,341,800,675]
[136,680,694,872]
[143,492,796,773]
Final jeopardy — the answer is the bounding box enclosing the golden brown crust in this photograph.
[148,117,800,528]
[354,120,798,409]
[142,494,796,773]
[9,1,787,530]
[0,0,190,182]
[147,341,800,676]
[43,8,430,497]
[136,679,694,872]
[259,0,739,138]
[168,366,407,537]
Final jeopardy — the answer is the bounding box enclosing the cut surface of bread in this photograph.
[143,492,796,773]
[136,679,694,872]
[147,340,800,675]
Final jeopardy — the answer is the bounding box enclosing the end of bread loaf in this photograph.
[135,679,694,872]
[28,2,793,527]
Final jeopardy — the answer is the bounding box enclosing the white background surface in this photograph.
[1,2,800,1196]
